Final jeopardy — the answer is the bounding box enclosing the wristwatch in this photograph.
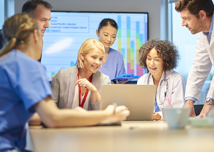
[205,98,214,105]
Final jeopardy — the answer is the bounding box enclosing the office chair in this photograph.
[194,104,203,116]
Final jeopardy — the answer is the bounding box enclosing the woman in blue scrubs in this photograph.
[96,18,126,82]
[0,13,129,152]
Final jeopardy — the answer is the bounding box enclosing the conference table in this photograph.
[29,121,214,152]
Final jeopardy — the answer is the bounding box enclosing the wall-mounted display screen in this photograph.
[41,11,149,80]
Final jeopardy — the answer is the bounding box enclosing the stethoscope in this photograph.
[147,71,170,107]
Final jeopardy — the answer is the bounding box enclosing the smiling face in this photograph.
[32,4,51,37]
[180,8,203,34]
[80,48,104,73]
[96,25,117,49]
[146,48,164,77]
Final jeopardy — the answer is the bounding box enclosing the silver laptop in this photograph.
[100,85,156,121]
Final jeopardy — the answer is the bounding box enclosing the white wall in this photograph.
[14,0,161,39]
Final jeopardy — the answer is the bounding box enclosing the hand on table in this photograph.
[153,112,161,120]
[183,100,196,117]
[100,104,130,124]
[197,102,213,117]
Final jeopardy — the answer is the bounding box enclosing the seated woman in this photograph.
[96,18,126,82]
[51,38,111,110]
[137,39,186,120]
[0,13,129,152]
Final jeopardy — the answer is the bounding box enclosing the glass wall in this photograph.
[7,0,15,18]
[0,0,15,29]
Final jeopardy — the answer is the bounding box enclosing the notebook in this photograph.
[100,84,156,121]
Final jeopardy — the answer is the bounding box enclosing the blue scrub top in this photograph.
[0,50,52,151]
[99,48,126,80]
[154,98,161,112]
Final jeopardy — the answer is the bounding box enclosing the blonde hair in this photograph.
[77,38,105,68]
[0,13,38,58]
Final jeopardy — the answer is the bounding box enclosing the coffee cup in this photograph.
[162,108,190,129]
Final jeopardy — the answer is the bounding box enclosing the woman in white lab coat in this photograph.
[137,39,186,120]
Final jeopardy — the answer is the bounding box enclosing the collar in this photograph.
[160,70,171,81]
[203,13,214,36]
[147,70,172,85]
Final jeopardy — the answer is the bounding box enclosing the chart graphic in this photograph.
[42,12,148,80]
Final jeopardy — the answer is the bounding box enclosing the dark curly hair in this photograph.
[139,39,179,71]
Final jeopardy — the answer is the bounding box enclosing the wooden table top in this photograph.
[29,121,214,152]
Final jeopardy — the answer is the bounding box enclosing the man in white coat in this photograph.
[175,0,214,117]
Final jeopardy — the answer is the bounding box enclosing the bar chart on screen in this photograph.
[41,12,148,80]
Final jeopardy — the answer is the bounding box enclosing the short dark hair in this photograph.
[175,0,214,18]
[97,18,118,32]
[22,0,52,16]
[139,39,179,71]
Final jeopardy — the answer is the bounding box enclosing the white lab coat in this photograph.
[137,70,186,114]
[185,24,214,100]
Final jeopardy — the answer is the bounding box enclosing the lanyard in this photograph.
[78,71,93,108]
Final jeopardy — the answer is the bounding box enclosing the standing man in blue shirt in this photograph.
[0,0,52,61]
[175,0,214,117]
